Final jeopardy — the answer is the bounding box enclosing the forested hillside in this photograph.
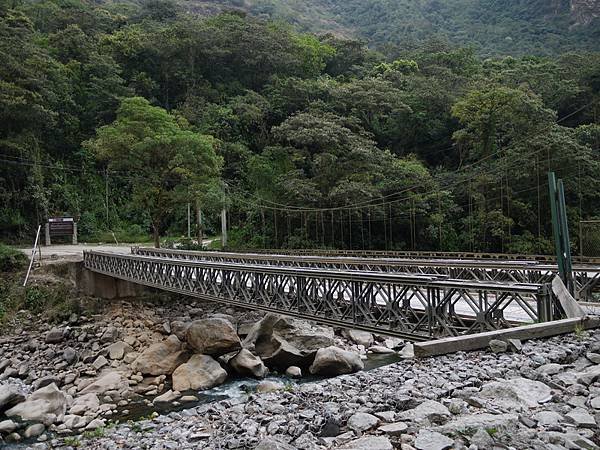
[195,0,600,56]
[1,0,599,253]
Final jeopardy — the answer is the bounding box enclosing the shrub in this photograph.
[0,243,27,272]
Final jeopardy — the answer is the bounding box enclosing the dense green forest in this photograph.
[1,0,600,253]
[201,0,600,56]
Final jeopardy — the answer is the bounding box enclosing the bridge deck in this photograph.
[84,250,559,340]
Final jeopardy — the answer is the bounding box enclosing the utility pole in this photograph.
[105,168,109,226]
[221,208,228,248]
[548,172,574,294]
[187,203,191,239]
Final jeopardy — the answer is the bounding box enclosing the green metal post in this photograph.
[548,172,574,295]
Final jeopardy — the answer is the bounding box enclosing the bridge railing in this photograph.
[85,250,560,340]
[131,247,600,302]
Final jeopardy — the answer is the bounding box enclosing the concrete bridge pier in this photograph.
[78,265,147,299]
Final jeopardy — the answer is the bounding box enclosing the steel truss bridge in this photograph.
[84,250,561,340]
[241,248,600,265]
[132,248,600,302]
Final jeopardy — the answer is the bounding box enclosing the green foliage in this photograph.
[0,244,27,272]
[0,1,599,255]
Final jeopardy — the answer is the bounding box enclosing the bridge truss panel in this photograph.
[86,251,560,340]
[132,247,600,302]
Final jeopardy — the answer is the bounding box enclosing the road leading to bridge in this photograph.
[83,250,561,341]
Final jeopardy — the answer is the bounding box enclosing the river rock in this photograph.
[45,328,64,344]
[479,377,552,409]
[0,419,17,433]
[255,437,296,450]
[63,414,88,429]
[172,354,227,391]
[153,389,181,405]
[340,436,393,450]
[5,383,66,424]
[285,366,302,378]
[243,314,334,369]
[69,393,100,415]
[566,408,597,428]
[489,339,508,353]
[414,430,454,450]
[62,347,78,364]
[309,346,364,375]
[378,421,408,436]
[23,423,45,439]
[343,329,374,347]
[186,318,241,356]
[170,321,190,341]
[256,380,284,393]
[100,326,119,344]
[230,349,268,378]
[132,335,189,375]
[0,384,25,412]
[80,371,131,398]
[368,345,396,354]
[398,400,451,424]
[347,412,379,432]
[107,341,132,360]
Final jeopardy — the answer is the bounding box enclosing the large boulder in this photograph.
[343,329,374,348]
[0,384,25,412]
[309,346,364,376]
[186,318,241,356]
[5,383,66,424]
[132,335,189,375]
[243,314,334,369]
[172,355,227,392]
[230,349,268,378]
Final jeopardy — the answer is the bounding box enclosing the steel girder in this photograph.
[85,251,559,340]
[132,247,600,302]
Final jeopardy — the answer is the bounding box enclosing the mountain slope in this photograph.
[183,0,600,55]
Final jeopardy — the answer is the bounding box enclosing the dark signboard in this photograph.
[48,217,74,236]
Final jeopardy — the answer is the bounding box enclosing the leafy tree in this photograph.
[85,97,222,247]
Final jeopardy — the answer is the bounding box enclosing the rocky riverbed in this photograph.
[2,275,600,449]
[43,330,600,450]
[0,286,407,448]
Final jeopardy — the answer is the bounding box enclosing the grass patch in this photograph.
[0,243,27,272]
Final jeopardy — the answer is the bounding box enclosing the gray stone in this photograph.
[397,400,451,424]
[343,329,374,347]
[186,318,241,356]
[438,413,519,434]
[62,347,78,364]
[347,412,379,432]
[85,418,106,430]
[23,423,46,439]
[80,371,131,397]
[132,335,189,376]
[285,366,302,378]
[566,408,597,428]
[107,341,132,360]
[309,346,364,376]
[0,419,17,433]
[69,393,100,415]
[340,436,393,450]
[368,345,396,354]
[256,380,284,393]
[172,354,227,391]
[153,389,181,405]
[5,383,66,424]
[414,430,454,450]
[92,355,108,370]
[378,421,408,436]
[506,338,523,352]
[470,429,494,448]
[0,384,25,412]
[533,410,563,426]
[243,314,334,369]
[399,342,414,358]
[44,328,63,344]
[479,377,552,409]
[255,437,296,450]
[590,396,600,409]
[489,339,508,353]
[577,365,600,386]
[100,326,119,344]
[536,363,564,376]
[230,349,268,378]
